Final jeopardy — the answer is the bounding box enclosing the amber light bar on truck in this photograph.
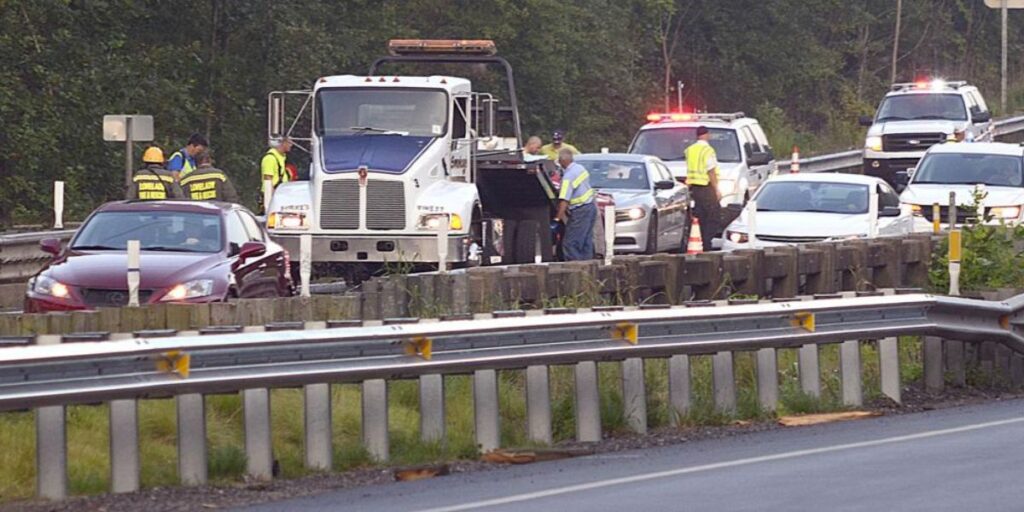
[645,112,746,123]
[388,39,497,56]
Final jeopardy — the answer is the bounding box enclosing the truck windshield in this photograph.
[876,94,967,122]
[316,88,448,137]
[630,127,742,163]
[913,153,1023,187]
[755,181,870,214]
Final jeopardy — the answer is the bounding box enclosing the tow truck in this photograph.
[264,40,557,282]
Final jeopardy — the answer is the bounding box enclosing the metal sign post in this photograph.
[53,181,64,230]
[984,0,1024,113]
[604,205,615,265]
[437,215,449,273]
[746,200,758,248]
[126,240,141,307]
[868,186,879,239]
[103,115,154,188]
[300,234,312,298]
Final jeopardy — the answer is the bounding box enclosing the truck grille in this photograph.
[882,133,945,152]
[320,180,360,230]
[756,234,828,244]
[80,288,153,308]
[366,181,406,230]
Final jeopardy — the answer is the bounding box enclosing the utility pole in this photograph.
[1002,0,1008,113]
[677,81,684,111]
[891,0,902,84]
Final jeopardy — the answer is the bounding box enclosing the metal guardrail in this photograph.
[0,229,76,283]
[776,114,1024,174]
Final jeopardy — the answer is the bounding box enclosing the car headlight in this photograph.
[615,207,646,222]
[865,136,883,152]
[32,275,70,298]
[727,230,748,244]
[417,213,463,231]
[267,211,309,230]
[161,279,214,302]
[991,206,1022,220]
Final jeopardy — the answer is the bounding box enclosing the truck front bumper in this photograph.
[271,233,470,264]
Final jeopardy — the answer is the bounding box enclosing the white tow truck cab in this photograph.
[860,79,993,191]
[265,40,557,282]
[627,112,775,207]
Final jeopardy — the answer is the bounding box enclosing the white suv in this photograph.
[860,80,992,190]
[628,112,775,206]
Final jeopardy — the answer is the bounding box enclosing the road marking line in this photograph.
[412,416,1024,512]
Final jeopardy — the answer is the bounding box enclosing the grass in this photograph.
[0,335,966,501]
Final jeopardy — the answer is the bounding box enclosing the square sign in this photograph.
[984,0,1024,7]
[103,115,154,142]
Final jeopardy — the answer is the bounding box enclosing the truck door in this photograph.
[741,126,767,190]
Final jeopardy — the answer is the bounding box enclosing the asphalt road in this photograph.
[242,399,1024,512]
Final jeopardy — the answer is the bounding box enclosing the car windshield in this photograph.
[913,153,1024,187]
[582,160,650,190]
[876,93,967,122]
[316,88,448,137]
[630,127,741,163]
[755,181,869,214]
[72,211,223,253]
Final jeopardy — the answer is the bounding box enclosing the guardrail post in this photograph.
[35,333,66,500]
[995,344,1012,383]
[668,355,691,425]
[879,337,901,403]
[840,340,863,406]
[756,348,778,412]
[526,365,552,444]
[473,369,501,452]
[923,336,944,393]
[243,388,274,480]
[109,399,140,493]
[1012,354,1024,389]
[712,352,736,413]
[799,344,821,398]
[575,361,602,442]
[362,379,389,461]
[419,374,446,444]
[176,393,207,485]
[304,383,332,471]
[621,358,647,434]
[945,340,966,387]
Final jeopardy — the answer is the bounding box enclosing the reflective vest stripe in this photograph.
[133,174,175,183]
[570,187,595,205]
[180,173,226,186]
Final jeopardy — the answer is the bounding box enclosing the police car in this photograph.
[860,79,993,190]
[628,112,775,206]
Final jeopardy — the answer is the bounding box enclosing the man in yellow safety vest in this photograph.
[685,126,721,252]
[261,138,293,195]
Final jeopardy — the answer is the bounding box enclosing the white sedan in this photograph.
[720,173,915,250]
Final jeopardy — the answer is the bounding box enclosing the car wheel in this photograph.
[680,212,692,254]
[644,215,659,255]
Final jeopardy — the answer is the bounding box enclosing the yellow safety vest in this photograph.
[559,165,595,206]
[261,148,288,192]
[685,140,715,186]
[170,149,196,178]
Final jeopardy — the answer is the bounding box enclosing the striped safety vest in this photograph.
[559,163,595,207]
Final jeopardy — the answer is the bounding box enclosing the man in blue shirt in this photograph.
[554,148,596,261]
[166,133,209,180]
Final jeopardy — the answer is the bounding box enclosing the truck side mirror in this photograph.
[878,206,902,217]
[482,98,497,138]
[747,152,772,166]
[971,108,991,123]
[858,115,874,127]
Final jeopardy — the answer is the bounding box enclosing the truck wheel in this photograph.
[514,220,541,264]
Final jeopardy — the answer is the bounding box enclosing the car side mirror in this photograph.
[971,109,991,123]
[858,115,874,127]
[747,151,772,166]
[40,238,62,257]
[654,180,675,190]
[238,241,266,262]
[878,206,902,218]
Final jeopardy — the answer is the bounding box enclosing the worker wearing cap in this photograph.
[261,138,293,195]
[166,133,209,181]
[180,149,240,203]
[541,130,580,160]
[685,126,720,252]
[554,148,596,260]
[127,147,184,201]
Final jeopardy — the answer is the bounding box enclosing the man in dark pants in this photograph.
[554,148,596,260]
[685,126,720,251]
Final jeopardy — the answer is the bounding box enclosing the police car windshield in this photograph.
[72,212,223,253]
[583,160,650,190]
[755,182,869,214]
[316,88,448,137]
[630,127,741,163]
[913,153,1024,187]
[876,94,967,122]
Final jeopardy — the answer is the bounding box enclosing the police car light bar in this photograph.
[645,112,745,123]
[891,80,967,92]
[388,39,497,56]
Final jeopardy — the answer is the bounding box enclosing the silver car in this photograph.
[576,153,689,254]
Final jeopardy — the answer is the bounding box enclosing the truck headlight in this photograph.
[161,279,214,301]
[910,204,923,216]
[727,230,748,244]
[268,211,310,230]
[991,206,1022,220]
[32,275,70,298]
[417,213,463,230]
[865,136,883,152]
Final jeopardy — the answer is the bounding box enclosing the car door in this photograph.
[967,90,992,141]
[654,161,687,246]
[239,210,286,297]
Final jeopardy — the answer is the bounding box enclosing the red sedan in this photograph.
[25,201,294,313]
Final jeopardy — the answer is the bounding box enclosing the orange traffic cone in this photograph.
[686,217,704,254]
